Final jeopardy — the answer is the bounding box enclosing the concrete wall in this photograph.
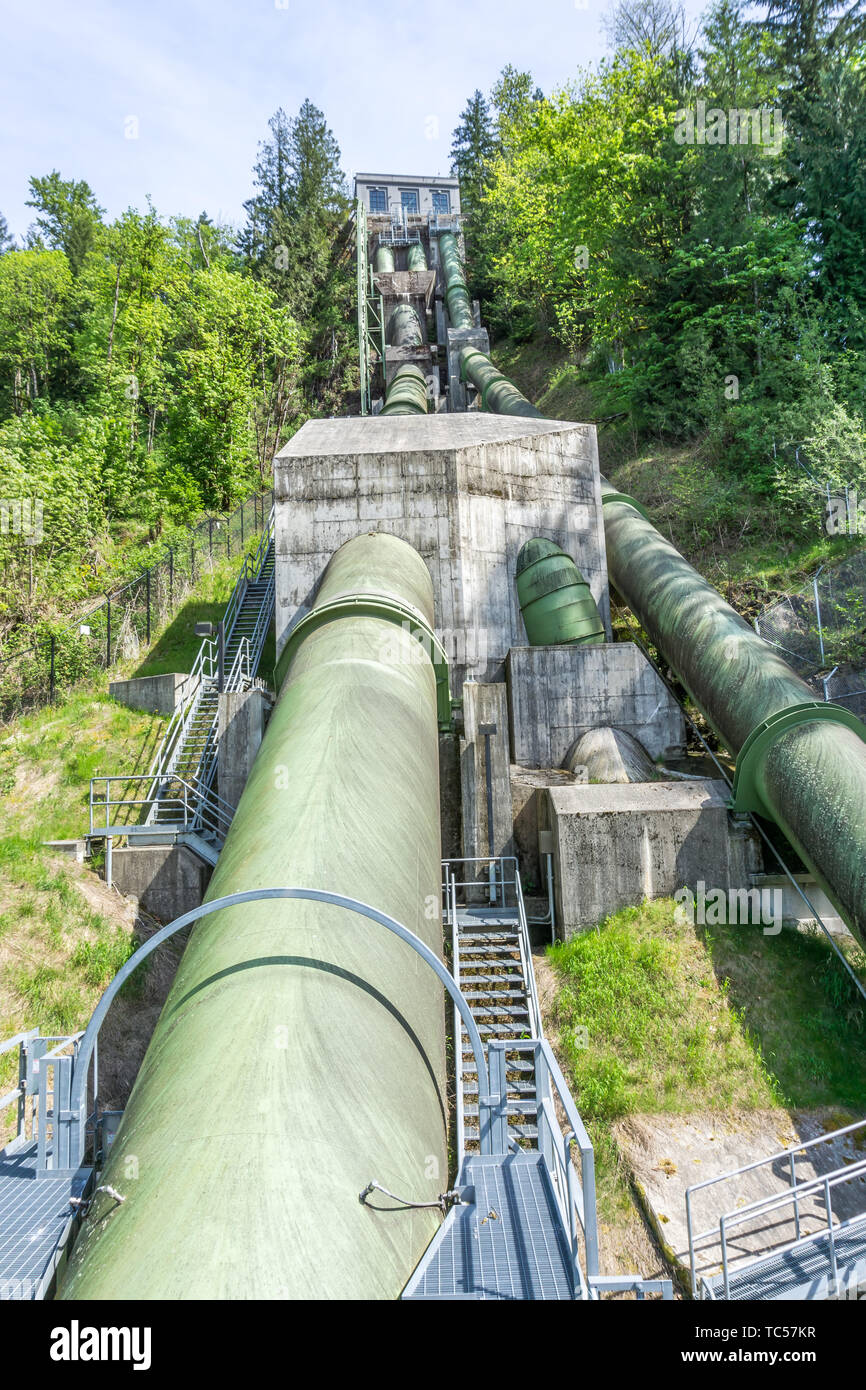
[110,845,212,923]
[109,672,188,716]
[218,689,266,811]
[544,779,761,935]
[274,414,611,693]
[507,642,686,768]
[460,683,514,865]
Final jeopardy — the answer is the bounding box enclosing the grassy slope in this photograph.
[0,548,257,1131]
[549,901,866,1226]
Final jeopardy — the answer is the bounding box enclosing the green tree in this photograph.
[26,172,104,275]
[0,249,73,412]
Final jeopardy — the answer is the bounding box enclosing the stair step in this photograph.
[463,989,528,1001]
[468,1007,530,1020]
[463,1125,539,1142]
[462,1080,537,1096]
[463,1102,538,1117]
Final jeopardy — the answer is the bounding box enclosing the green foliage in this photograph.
[0,98,354,645]
[454,3,866,494]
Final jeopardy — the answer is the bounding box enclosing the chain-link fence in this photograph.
[755,549,866,717]
[0,488,274,721]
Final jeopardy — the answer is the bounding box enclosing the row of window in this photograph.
[368,186,451,214]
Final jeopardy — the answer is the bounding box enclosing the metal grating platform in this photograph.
[403,1152,576,1300]
[705,1215,866,1300]
[0,1142,91,1300]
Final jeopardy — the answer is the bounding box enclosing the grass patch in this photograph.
[702,921,866,1112]
[548,899,866,1221]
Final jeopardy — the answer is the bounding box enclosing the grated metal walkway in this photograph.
[403,1152,576,1300]
[0,1141,91,1300]
[704,1215,866,1300]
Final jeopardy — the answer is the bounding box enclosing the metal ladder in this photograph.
[445,858,543,1153]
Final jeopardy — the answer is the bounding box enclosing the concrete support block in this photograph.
[42,838,86,862]
[510,767,576,891]
[109,673,188,716]
[110,845,212,923]
[506,642,685,768]
[460,683,514,867]
[544,779,761,936]
[274,413,611,693]
[218,689,266,811]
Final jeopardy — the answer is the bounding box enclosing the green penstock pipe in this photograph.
[374,243,395,273]
[387,301,424,348]
[407,242,427,271]
[516,538,605,646]
[59,533,447,1299]
[599,479,866,942]
[460,348,544,419]
[380,363,429,416]
[460,339,866,942]
[438,230,474,329]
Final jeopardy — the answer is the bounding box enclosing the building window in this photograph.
[400,188,419,214]
[369,186,388,213]
[432,190,451,214]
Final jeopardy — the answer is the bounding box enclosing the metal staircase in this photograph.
[89,509,276,863]
[447,859,542,1151]
[403,858,673,1301]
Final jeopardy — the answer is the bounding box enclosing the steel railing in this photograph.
[1,1030,84,1170]
[686,1115,866,1296]
[89,773,235,842]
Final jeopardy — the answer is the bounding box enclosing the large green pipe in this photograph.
[598,482,866,940]
[387,301,424,348]
[380,363,429,417]
[374,243,395,273]
[516,538,605,646]
[60,533,447,1299]
[456,332,866,939]
[407,242,427,271]
[438,230,474,330]
[460,347,544,418]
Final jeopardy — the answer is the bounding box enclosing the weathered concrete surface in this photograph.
[751,872,850,936]
[507,642,685,768]
[616,1110,866,1295]
[109,844,211,922]
[42,839,86,862]
[460,683,514,867]
[109,672,188,716]
[544,779,761,934]
[511,765,578,891]
[273,413,610,691]
[217,689,266,811]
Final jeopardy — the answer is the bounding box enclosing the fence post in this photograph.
[209,517,213,560]
[191,536,195,582]
[227,517,231,560]
[240,500,244,549]
[146,568,151,644]
[169,547,174,610]
[49,635,56,705]
[106,595,111,667]
[813,573,825,666]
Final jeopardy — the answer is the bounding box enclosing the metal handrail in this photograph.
[686,1114,866,1295]
[89,773,235,840]
[716,1160,866,1298]
[66,887,497,1168]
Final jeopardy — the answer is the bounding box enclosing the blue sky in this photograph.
[2,0,710,240]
